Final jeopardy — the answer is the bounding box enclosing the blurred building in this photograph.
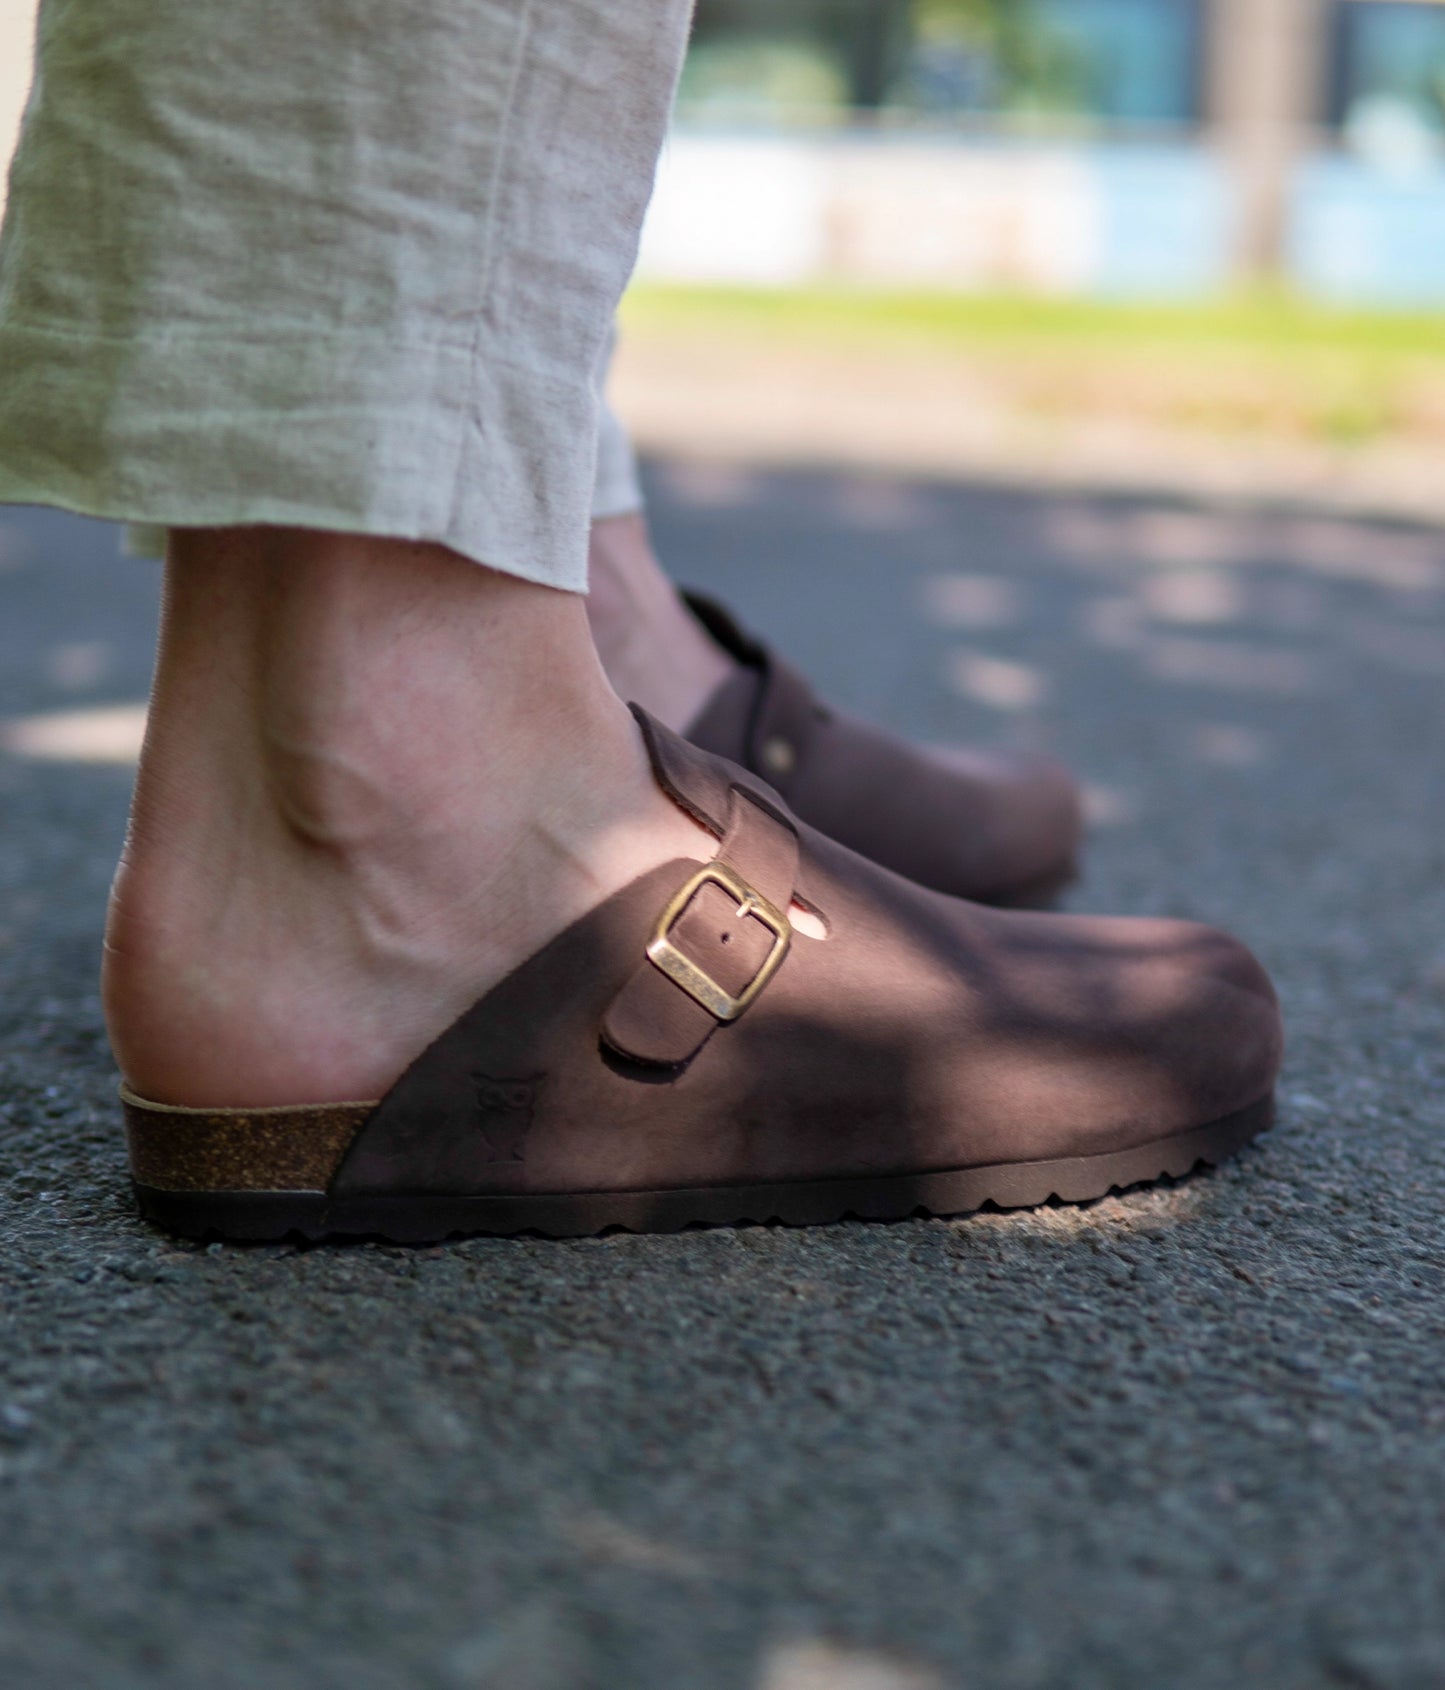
[636,0,1445,304]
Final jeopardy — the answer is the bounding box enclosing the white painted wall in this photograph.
[638,133,1104,294]
[0,0,37,219]
[640,135,831,285]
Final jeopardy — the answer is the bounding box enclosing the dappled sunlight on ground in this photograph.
[964,1161,1230,1243]
[756,1639,942,1690]
[1044,500,1445,591]
[897,490,1445,796]
[0,702,147,764]
[916,572,1024,631]
[945,649,1048,712]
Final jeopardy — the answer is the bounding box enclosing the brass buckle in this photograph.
[646,862,792,1022]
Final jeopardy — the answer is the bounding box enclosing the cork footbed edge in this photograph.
[120,1085,378,1194]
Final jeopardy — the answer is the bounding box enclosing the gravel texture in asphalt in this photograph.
[1,467,1444,1690]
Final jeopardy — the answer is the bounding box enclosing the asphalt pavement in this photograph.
[1,464,1444,1690]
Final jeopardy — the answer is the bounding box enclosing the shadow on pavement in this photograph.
[1,471,1443,1688]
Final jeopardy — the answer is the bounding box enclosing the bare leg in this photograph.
[585,512,733,730]
[103,527,715,1108]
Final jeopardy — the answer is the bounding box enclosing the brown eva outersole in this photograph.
[132,1094,1272,1243]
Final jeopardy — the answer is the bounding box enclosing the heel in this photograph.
[123,1086,376,1239]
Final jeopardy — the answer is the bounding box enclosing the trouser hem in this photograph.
[0,321,595,591]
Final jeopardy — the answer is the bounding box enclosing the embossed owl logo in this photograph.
[471,1074,540,1165]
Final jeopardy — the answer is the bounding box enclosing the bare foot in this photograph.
[103,527,718,1108]
[586,512,732,730]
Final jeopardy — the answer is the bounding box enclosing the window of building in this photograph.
[679,0,895,124]
[1331,0,1445,162]
[898,0,1201,127]
[678,0,1203,130]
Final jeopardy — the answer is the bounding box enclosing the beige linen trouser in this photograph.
[0,0,692,589]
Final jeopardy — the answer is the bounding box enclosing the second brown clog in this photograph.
[682,593,1082,907]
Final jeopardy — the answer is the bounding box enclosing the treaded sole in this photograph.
[133,1094,1272,1243]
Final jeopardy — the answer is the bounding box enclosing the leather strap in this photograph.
[602,786,800,1069]
[682,593,823,801]
[683,591,769,669]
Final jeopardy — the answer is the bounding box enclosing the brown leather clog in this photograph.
[682,593,1082,907]
[124,712,1281,1242]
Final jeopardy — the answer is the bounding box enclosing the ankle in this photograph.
[587,513,733,728]
[146,524,641,839]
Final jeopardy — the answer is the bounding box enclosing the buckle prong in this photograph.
[646,863,792,1022]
